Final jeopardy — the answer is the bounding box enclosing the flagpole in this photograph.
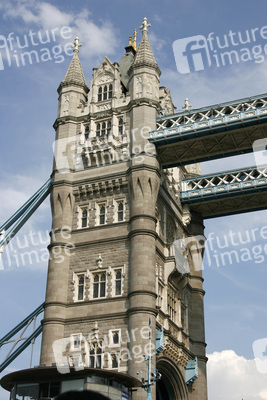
[146,316,152,400]
[137,316,162,400]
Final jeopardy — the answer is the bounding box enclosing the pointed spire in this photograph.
[61,37,88,90]
[133,17,160,73]
[132,29,137,51]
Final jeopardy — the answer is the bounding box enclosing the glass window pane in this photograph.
[113,332,119,344]
[100,206,105,224]
[116,280,121,296]
[16,384,39,400]
[96,355,102,368]
[112,355,118,368]
[100,282,106,297]
[103,86,107,100]
[116,271,121,279]
[93,283,99,298]
[98,87,102,102]
[78,285,84,300]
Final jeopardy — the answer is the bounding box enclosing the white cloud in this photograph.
[1,0,72,28]
[1,1,120,62]
[161,60,267,111]
[0,173,49,223]
[207,350,267,400]
[74,12,120,61]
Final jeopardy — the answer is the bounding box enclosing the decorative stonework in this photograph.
[163,338,189,368]
[73,178,128,202]
[159,87,176,116]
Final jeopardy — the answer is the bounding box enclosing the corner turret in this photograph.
[57,37,89,118]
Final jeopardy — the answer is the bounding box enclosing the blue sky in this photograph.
[0,1,267,399]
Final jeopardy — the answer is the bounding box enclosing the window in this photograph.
[113,331,119,345]
[99,205,106,225]
[157,283,164,308]
[107,120,111,136]
[115,270,122,296]
[98,84,113,102]
[93,273,106,298]
[109,329,121,348]
[103,85,108,100]
[101,122,106,137]
[81,209,88,228]
[96,121,112,137]
[96,123,101,137]
[111,354,118,369]
[98,87,102,102]
[90,343,102,368]
[117,202,124,222]
[118,118,123,135]
[108,84,113,99]
[73,273,86,302]
[71,333,82,350]
[168,286,177,322]
[78,276,85,300]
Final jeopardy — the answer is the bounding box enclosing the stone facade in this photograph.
[40,20,207,400]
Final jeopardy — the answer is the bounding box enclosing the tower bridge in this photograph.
[149,93,267,167]
[181,165,267,218]
[0,18,267,400]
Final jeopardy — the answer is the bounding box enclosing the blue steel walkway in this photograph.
[150,93,267,167]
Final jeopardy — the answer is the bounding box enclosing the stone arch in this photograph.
[156,356,189,400]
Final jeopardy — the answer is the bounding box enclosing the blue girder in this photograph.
[150,92,267,147]
[181,165,267,204]
[0,178,52,253]
[0,303,44,373]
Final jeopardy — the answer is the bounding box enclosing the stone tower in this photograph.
[40,18,207,400]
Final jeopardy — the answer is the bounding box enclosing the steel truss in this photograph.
[0,303,44,373]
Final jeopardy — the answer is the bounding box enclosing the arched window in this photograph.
[98,87,102,102]
[117,202,124,222]
[99,205,106,225]
[93,275,99,298]
[118,118,123,135]
[107,120,112,136]
[100,273,106,297]
[115,270,122,296]
[108,84,113,99]
[103,85,108,101]
[81,209,88,228]
[78,276,85,300]
[96,123,100,137]
[101,122,106,137]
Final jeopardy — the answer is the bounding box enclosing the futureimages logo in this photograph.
[173,25,267,74]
